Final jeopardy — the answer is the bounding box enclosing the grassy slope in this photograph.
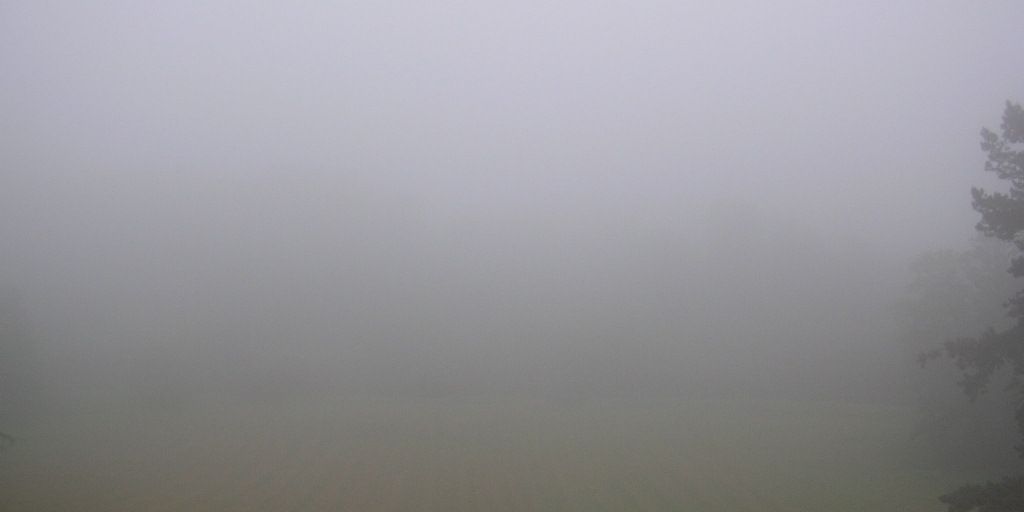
[0,393,980,511]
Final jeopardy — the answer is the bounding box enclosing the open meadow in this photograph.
[0,393,979,511]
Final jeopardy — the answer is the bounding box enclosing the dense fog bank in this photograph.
[1,1,1022,414]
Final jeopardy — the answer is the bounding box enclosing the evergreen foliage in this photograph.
[934,101,1024,511]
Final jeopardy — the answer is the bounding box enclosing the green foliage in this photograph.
[935,100,1024,511]
[904,239,1020,357]
[901,239,1021,467]
[974,102,1024,321]
[952,101,1024,432]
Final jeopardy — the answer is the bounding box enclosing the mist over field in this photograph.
[2,2,1023,510]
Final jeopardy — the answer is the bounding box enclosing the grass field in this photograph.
[0,392,980,511]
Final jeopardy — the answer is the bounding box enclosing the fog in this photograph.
[2,2,1023,509]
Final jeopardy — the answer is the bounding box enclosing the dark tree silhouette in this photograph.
[899,238,1021,468]
[929,101,1024,511]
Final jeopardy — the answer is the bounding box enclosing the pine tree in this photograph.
[933,101,1024,511]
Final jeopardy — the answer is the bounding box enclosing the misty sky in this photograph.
[1,2,1022,389]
